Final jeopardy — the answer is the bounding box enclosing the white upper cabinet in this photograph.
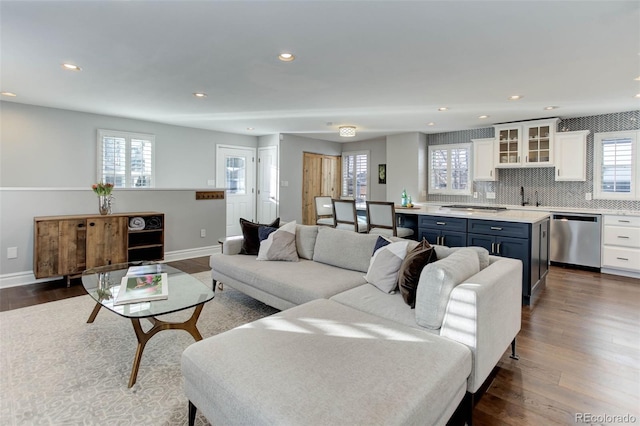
[472,138,497,181]
[554,130,590,181]
[495,118,560,168]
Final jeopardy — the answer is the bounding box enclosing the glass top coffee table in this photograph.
[82,262,215,387]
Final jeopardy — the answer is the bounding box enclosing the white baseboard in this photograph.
[601,267,640,280]
[0,245,221,289]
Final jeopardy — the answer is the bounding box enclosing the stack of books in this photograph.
[114,264,169,305]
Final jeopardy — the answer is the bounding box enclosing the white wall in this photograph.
[0,101,258,287]
[386,132,427,204]
[1,101,256,188]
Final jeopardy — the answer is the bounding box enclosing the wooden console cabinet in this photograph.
[34,212,164,281]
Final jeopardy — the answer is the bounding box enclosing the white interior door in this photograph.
[257,146,279,224]
[216,145,256,236]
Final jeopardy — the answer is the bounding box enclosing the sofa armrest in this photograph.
[222,237,243,255]
[440,257,522,393]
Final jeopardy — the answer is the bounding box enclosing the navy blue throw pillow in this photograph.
[372,235,391,255]
[258,226,278,241]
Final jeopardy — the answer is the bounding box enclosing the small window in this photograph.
[342,151,369,202]
[97,129,155,188]
[594,131,639,200]
[428,143,471,195]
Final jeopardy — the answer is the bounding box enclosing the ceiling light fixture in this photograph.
[544,106,559,110]
[635,76,640,81]
[278,53,295,62]
[508,95,523,100]
[1,91,17,97]
[247,127,254,130]
[339,126,356,137]
[437,107,448,111]
[478,115,490,119]
[193,92,207,98]
[427,122,435,126]
[635,93,640,98]
[62,63,81,71]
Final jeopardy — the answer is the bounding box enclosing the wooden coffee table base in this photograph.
[87,302,206,388]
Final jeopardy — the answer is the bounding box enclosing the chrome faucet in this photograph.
[520,186,529,206]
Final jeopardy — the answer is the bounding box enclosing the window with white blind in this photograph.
[342,151,369,202]
[97,129,155,188]
[428,143,471,195]
[594,130,640,200]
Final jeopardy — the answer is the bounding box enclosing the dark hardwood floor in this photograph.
[1,258,638,424]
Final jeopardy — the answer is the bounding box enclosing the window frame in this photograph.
[428,143,472,196]
[97,129,156,188]
[593,130,639,201]
[341,150,369,202]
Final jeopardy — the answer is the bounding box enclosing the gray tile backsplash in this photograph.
[426,110,640,211]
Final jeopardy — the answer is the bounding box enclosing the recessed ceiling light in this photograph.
[278,53,295,62]
[635,76,640,81]
[478,115,490,119]
[508,95,523,100]
[1,91,17,97]
[437,107,448,111]
[543,106,559,110]
[247,127,254,131]
[635,93,640,98]
[427,122,435,126]
[193,92,207,98]
[61,63,81,71]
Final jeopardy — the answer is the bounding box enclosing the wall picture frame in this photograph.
[378,164,386,184]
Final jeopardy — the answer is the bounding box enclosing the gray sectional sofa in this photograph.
[182,225,522,425]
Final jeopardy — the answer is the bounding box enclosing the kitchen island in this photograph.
[396,205,550,306]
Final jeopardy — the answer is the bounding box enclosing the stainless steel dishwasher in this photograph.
[550,212,601,268]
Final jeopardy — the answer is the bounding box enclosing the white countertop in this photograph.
[405,202,640,218]
[396,205,551,224]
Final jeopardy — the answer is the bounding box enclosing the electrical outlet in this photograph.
[200,229,206,238]
[585,192,592,200]
[486,192,496,199]
[7,247,17,259]
[281,180,289,187]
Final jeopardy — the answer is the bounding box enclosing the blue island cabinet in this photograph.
[467,218,550,305]
[418,215,467,247]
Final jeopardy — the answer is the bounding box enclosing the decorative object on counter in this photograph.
[401,188,407,207]
[92,182,114,215]
[407,195,413,208]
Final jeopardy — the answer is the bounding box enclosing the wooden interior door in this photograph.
[302,152,341,225]
[86,216,128,268]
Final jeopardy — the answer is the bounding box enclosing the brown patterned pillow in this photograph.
[239,217,280,255]
[398,238,437,308]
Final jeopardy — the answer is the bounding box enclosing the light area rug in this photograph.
[0,272,278,425]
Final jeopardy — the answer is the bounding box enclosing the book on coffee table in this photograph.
[114,272,169,305]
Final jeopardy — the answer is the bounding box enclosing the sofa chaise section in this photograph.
[182,298,472,426]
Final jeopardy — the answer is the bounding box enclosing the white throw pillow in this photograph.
[257,221,299,262]
[364,241,409,293]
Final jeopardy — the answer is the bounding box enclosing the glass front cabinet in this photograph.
[495,118,559,167]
